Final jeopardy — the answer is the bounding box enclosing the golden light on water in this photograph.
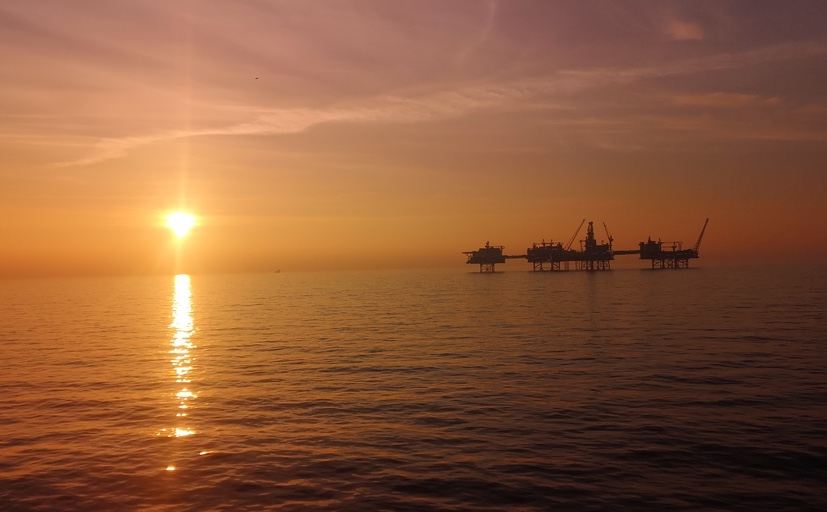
[159,275,201,475]
[161,273,199,439]
[166,211,196,238]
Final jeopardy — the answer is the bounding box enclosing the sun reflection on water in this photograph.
[166,274,197,439]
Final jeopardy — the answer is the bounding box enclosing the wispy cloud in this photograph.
[454,0,499,66]
[671,93,783,108]
[54,40,827,167]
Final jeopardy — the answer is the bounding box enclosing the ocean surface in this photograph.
[1,265,825,511]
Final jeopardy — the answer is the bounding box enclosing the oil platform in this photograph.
[463,219,708,272]
[462,242,523,273]
[638,218,709,269]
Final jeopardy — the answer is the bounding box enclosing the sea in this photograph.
[1,265,825,511]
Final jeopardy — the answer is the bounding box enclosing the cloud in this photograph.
[455,0,499,65]
[54,41,827,168]
[672,93,783,108]
[666,21,704,41]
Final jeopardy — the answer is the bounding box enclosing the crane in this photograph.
[692,218,709,254]
[602,222,613,246]
[566,219,586,250]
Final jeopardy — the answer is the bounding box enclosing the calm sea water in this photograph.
[1,265,825,511]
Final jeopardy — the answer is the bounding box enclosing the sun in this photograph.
[166,212,197,238]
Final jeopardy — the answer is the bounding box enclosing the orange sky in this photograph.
[1,1,826,277]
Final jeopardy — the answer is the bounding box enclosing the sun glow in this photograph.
[166,212,196,238]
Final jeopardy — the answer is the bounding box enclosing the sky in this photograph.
[1,0,826,276]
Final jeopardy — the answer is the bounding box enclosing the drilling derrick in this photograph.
[577,221,614,271]
[525,219,614,271]
[462,218,708,271]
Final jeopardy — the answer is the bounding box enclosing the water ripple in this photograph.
[1,267,825,510]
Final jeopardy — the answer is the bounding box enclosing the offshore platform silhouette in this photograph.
[463,219,709,272]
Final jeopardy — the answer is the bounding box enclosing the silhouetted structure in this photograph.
[463,242,505,273]
[525,220,613,271]
[639,218,709,269]
[526,240,579,271]
[526,219,584,271]
[577,221,613,270]
[464,219,709,272]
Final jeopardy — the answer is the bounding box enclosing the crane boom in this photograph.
[693,218,709,253]
[566,219,586,250]
[602,222,613,245]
